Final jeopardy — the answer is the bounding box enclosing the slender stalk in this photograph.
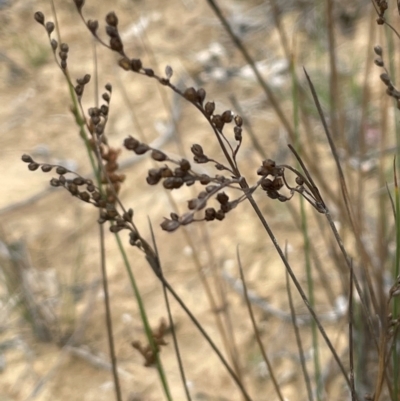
[242,188,353,390]
[159,277,253,401]
[303,67,380,319]
[114,233,173,401]
[326,0,341,142]
[98,220,122,401]
[148,221,191,401]
[393,157,400,398]
[291,52,321,400]
[285,268,314,401]
[349,266,356,401]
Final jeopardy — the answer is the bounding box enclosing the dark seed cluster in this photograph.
[31,5,327,240]
[21,154,141,246]
[22,155,104,206]
[374,0,388,25]
[34,11,71,71]
[256,157,326,213]
[123,135,246,232]
[70,2,244,172]
[374,46,400,110]
[31,9,139,248]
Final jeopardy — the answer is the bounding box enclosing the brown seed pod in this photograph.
[110,225,124,233]
[163,177,175,190]
[161,167,173,178]
[50,178,60,187]
[87,19,99,33]
[204,101,215,116]
[73,0,85,11]
[131,59,142,72]
[124,136,140,150]
[216,192,229,204]
[199,175,211,185]
[215,210,225,221]
[165,65,173,79]
[56,166,68,175]
[144,68,154,77]
[110,37,123,53]
[51,39,58,51]
[28,162,39,171]
[191,144,204,156]
[60,43,69,52]
[197,88,206,104]
[75,84,84,97]
[212,114,224,130]
[79,191,90,202]
[45,21,55,34]
[22,154,34,163]
[134,143,150,155]
[188,199,199,210]
[73,177,85,186]
[106,25,118,37]
[380,73,391,86]
[180,159,191,171]
[234,126,242,141]
[172,177,184,189]
[161,219,180,232]
[68,182,78,195]
[34,11,45,25]
[374,45,383,56]
[205,208,216,221]
[234,115,243,127]
[184,87,198,102]
[221,110,233,123]
[106,11,119,27]
[151,150,167,162]
[40,164,52,173]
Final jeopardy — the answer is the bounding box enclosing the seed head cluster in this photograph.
[374,0,388,25]
[374,45,400,110]
[28,5,326,239]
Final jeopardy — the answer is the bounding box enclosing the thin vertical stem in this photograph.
[99,220,122,401]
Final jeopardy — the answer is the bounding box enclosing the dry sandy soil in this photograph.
[0,1,382,400]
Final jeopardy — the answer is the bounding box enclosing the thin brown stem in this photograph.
[285,252,314,401]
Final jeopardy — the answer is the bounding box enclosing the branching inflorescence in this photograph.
[25,3,327,239]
